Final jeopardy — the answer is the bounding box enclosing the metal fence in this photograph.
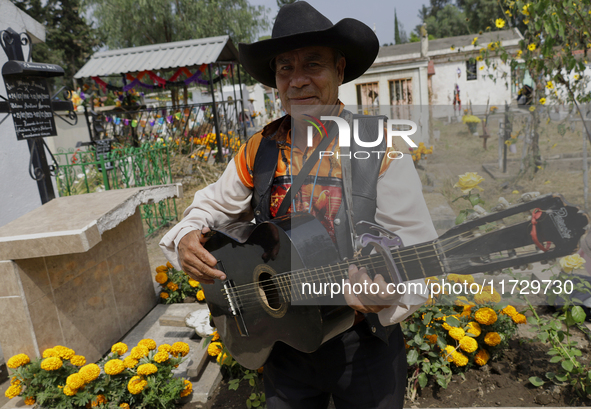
[54,143,177,236]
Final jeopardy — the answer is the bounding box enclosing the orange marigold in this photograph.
[474,349,490,366]
[484,332,502,346]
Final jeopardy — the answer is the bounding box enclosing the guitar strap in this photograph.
[339,111,361,253]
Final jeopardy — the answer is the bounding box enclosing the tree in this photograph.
[457,0,506,33]
[420,4,470,39]
[276,0,296,8]
[11,0,100,90]
[84,0,270,49]
[395,9,401,44]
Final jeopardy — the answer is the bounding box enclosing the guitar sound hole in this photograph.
[258,272,282,310]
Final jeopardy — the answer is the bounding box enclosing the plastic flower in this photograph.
[154,351,169,363]
[172,341,190,357]
[24,396,35,405]
[158,343,172,353]
[41,357,63,371]
[495,18,505,28]
[167,282,179,292]
[111,342,128,355]
[7,353,30,369]
[466,321,481,337]
[130,345,150,360]
[104,359,125,375]
[449,327,465,340]
[63,385,77,396]
[197,290,205,301]
[189,279,200,287]
[207,342,223,357]
[180,379,193,397]
[70,355,86,366]
[501,305,518,317]
[79,363,101,383]
[54,346,75,360]
[454,172,484,193]
[459,336,478,353]
[137,363,158,376]
[128,376,148,394]
[559,254,586,273]
[512,313,527,324]
[528,43,536,51]
[4,384,21,399]
[123,357,139,368]
[453,351,469,366]
[474,349,490,366]
[66,373,85,389]
[43,348,58,358]
[138,339,157,350]
[475,307,498,325]
[155,272,168,284]
[484,332,502,346]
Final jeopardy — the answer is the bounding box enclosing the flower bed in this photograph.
[155,262,205,303]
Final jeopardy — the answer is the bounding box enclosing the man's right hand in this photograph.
[178,228,226,284]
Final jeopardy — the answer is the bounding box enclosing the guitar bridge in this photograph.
[222,279,249,337]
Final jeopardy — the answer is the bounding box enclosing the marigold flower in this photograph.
[180,379,193,397]
[24,396,35,405]
[452,351,469,366]
[217,352,231,365]
[495,18,505,28]
[120,404,130,409]
[154,351,169,363]
[424,334,438,344]
[130,345,150,360]
[166,281,179,291]
[454,172,484,193]
[559,254,586,273]
[155,272,168,284]
[449,327,465,340]
[501,305,518,317]
[5,384,21,399]
[475,307,497,325]
[166,262,174,269]
[63,385,77,396]
[137,363,158,376]
[41,356,63,371]
[512,313,527,324]
[197,290,205,301]
[155,265,168,274]
[138,339,157,350]
[7,353,30,369]
[443,345,456,362]
[128,376,148,394]
[207,341,223,357]
[42,348,58,358]
[475,349,490,366]
[211,331,220,341]
[11,377,20,386]
[79,363,101,383]
[459,336,478,353]
[484,332,502,346]
[490,291,501,303]
[111,342,128,355]
[123,357,139,368]
[54,345,75,360]
[474,292,492,304]
[91,394,107,407]
[158,343,172,353]
[172,341,190,357]
[466,321,481,337]
[188,279,200,287]
[104,359,125,375]
[160,292,169,299]
[66,373,85,389]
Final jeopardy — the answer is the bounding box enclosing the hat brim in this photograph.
[239,18,379,88]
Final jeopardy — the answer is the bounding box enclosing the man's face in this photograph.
[274,46,345,116]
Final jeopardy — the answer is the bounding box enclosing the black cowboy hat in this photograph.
[239,1,379,88]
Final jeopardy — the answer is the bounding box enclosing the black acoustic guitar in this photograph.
[202,194,589,369]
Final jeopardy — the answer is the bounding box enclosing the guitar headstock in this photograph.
[437,194,589,275]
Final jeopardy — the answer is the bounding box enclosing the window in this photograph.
[389,79,412,105]
[466,60,477,81]
[356,82,380,115]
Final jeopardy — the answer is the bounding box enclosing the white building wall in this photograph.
[0,0,47,228]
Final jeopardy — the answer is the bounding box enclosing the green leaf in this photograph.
[250,393,257,400]
[555,373,568,382]
[419,372,428,389]
[538,332,549,343]
[527,315,538,325]
[407,349,419,366]
[252,401,260,408]
[246,399,252,409]
[249,378,255,386]
[420,343,430,351]
[455,212,467,225]
[446,316,460,327]
[549,356,562,363]
[561,360,574,372]
[546,372,555,380]
[547,348,560,355]
[422,312,433,326]
[529,376,544,387]
[436,374,449,389]
[550,320,562,331]
[570,306,586,324]
[436,337,447,351]
[469,195,481,207]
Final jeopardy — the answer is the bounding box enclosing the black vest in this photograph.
[250,111,396,343]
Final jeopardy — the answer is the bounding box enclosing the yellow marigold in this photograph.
[70,355,86,366]
[457,274,475,284]
[484,332,502,346]
[104,359,125,375]
[123,357,139,369]
[154,351,169,363]
[490,291,501,303]
[5,384,21,399]
[11,377,20,386]
[475,349,490,366]
[454,172,484,194]
[137,363,158,376]
[24,396,35,405]
[461,304,475,317]
[54,345,75,360]
[43,348,58,358]
[79,363,101,383]
[155,272,168,284]
[502,305,518,317]
[91,394,107,407]
[512,313,527,324]
[459,336,478,353]
[41,357,63,371]
[453,351,469,366]
[449,327,465,340]
[128,376,148,394]
[447,274,459,282]
[475,307,497,325]
[158,343,172,353]
[455,296,469,306]
[167,282,179,291]
[111,342,128,355]
[160,292,169,299]
[138,339,157,350]
[180,379,193,397]
[155,265,168,273]
[466,321,481,337]
[207,342,223,357]
[196,290,205,301]
[217,352,231,365]
[474,292,492,304]
[130,345,149,360]
[120,404,130,409]
[166,262,174,269]
[559,254,586,273]
[63,385,77,396]
[172,341,190,357]
[443,345,456,362]
[188,279,199,287]
[66,373,85,390]
[211,331,220,341]
[7,353,30,369]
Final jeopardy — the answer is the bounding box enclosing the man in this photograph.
[160,2,437,408]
